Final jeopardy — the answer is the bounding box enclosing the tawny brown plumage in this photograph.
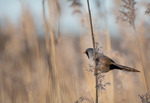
[84,48,140,73]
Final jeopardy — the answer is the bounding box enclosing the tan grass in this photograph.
[47,0,62,103]
[20,2,33,103]
[118,0,149,95]
[42,0,54,102]
[0,0,150,103]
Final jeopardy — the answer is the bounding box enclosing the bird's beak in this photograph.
[83,52,86,54]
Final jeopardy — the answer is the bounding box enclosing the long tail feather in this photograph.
[111,63,140,72]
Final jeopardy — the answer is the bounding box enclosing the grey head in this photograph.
[84,48,94,59]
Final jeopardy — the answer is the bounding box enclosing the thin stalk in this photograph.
[133,24,149,94]
[0,70,5,103]
[52,0,61,40]
[42,0,54,102]
[106,29,111,51]
[87,0,95,50]
[87,0,98,103]
[42,0,52,76]
[20,2,33,103]
[103,1,114,102]
[103,1,111,51]
[47,0,62,103]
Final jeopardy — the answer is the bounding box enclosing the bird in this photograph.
[83,48,140,73]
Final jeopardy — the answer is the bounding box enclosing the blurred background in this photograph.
[0,0,150,103]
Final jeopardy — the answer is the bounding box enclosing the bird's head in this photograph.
[83,48,94,59]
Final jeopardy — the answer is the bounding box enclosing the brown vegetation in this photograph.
[0,0,150,103]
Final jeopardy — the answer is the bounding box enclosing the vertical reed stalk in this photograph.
[105,29,114,103]
[42,0,52,76]
[103,2,114,102]
[118,0,149,95]
[42,0,54,102]
[22,15,33,103]
[47,0,62,102]
[0,70,5,103]
[87,0,98,103]
[52,0,61,40]
[20,2,33,103]
[42,0,50,57]
[105,29,111,51]
[132,24,149,94]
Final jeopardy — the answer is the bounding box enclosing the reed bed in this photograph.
[0,0,150,103]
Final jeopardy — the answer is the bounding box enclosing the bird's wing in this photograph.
[103,55,115,63]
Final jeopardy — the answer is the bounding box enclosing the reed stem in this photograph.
[42,0,54,102]
[133,24,149,94]
[47,0,62,102]
[87,0,98,103]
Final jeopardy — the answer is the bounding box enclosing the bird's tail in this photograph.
[111,63,140,72]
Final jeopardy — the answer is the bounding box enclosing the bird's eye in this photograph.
[86,52,89,59]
